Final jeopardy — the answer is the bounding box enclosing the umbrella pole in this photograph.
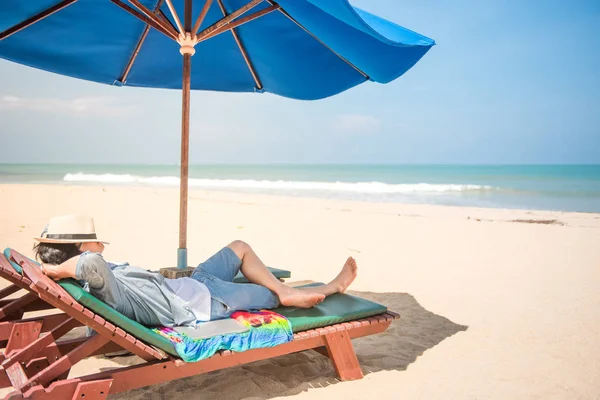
[178,52,191,269]
[177,0,194,269]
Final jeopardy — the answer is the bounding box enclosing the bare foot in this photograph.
[329,257,358,293]
[278,286,325,308]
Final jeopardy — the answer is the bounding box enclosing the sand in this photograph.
[0,183,599,399]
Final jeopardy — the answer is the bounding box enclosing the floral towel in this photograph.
[154,310,293,362]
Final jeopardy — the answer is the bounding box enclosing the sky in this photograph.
[0,0,599,165]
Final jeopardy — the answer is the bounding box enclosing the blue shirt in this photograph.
[76,252,209,327]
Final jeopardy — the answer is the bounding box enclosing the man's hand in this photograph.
[39,255,79,281]
[40,263,63,281]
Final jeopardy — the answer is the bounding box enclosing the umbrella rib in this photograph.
[158,9,179,34]
[0,0,78,41]
[192,0,214,36]
[128,0,179,39]
[164,0,184,34]
[268,1,370,80]
[215,0,263,90]
[118,0,166,84]
[198,3,279,43]
[184,0,193,31]
[195,0,263,42]
[111,0,177,40]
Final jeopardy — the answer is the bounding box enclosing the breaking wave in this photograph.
[63,173,495,194]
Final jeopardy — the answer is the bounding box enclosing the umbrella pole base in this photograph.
[159,266,195,278]
[159,248,194,278]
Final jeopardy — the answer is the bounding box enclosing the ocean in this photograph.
[1,164,599,213]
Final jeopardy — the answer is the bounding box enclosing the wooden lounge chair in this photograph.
[1,249,399,400]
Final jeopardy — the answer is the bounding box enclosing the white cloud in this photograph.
[330,113,381,134]
[0,95,133,116]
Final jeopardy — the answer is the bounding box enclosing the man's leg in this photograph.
[227,241,358,308]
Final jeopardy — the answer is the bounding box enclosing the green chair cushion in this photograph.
[233,267,290,283]
[3,248,22,273]
[274,283,388,332]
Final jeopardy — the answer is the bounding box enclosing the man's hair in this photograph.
[33,242,82,265]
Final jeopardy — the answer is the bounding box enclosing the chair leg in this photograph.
[4,321,43,355]
[323,331,363,381]
[21,333,110,389]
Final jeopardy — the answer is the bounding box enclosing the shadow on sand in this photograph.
[108,290,467,400]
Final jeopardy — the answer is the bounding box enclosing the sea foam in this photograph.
[63,173,493,194]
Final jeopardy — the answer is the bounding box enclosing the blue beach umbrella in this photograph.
[0,0,435,268]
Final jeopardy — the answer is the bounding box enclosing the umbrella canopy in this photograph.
[0,0,435,267]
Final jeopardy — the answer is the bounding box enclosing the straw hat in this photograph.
[34,215,109,244]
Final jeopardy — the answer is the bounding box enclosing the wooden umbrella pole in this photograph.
[178,52,191,269]
[177,0,193,269]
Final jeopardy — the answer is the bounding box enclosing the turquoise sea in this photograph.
[1,164,599,213]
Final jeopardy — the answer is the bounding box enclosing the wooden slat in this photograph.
[102,321,116,333]
[297,332,310,340]
[69,302,84,313]
[342,322,353,331]
[374,314,388,324]
[325,325,337,334]
[349,321,361,329]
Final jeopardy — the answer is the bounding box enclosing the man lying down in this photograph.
[33,215,358,328]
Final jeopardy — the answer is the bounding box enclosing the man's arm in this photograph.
[42,252,125,308]
[41,256,79,280]
[42,252,111,289]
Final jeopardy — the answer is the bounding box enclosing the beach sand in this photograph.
[0,184,599,399]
